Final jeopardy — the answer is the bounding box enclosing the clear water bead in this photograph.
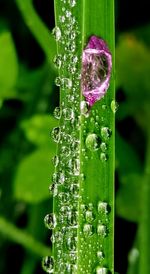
[97,251,104,260]
[53,107,61,119]
[100,142,107,152]
[85,133,100,151]
[52,155,59,167]
[80,100,90,117]
[44,213,56,229]
[52,26,61,41]
[53,54,62,69]
[85,210,93,223]
[101,127,111,140]
[98,201,108,215]
[55,77,62,87]
[42,256,54,273]
[96,267,108,274]
[83,224,93,236]
[51,127,61,143]
[62,108,74,120]
[68,0,76,7]
[97,224,107,237]
[111,100,119,113]
[100,152,107,162]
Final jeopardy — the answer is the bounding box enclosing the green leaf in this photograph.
[21,114,57,147]
[0,32,18,98]
[116,173,141,222]
[14,148,55,203]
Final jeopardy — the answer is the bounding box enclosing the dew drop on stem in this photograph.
[42,256,54,273]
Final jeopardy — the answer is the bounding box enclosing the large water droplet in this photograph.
[42,256,54,273]
[85,133,100,151]
[44,213,56,229]
[52,26,61,41]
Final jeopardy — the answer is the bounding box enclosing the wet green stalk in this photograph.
[49,1,115,273]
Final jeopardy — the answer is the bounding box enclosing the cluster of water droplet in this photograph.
[78,200,110,273]
[43,1,82,273]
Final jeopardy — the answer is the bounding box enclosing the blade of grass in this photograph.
[51,1,115,273]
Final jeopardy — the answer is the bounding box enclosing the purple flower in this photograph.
[81,36,112,107]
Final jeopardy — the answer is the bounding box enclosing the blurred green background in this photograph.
[0,0,150,273]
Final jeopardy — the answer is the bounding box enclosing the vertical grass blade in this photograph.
[46,1,115,273]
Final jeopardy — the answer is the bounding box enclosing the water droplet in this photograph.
[52,155,59,167]
[98,201,109,215]
[100,152,107,162]
[52,172,65,185]
[44,213,56,229]
[85,210,93,223]
[97,251,104,260]
[66,236,77,250]
[85,133,100,151]
[53,54,62,69]
[61,146,70,157]
[62,78,72,89]
[68,0,76,7]
[68,158,80,176]
[51,127,61,143]
[80,100,90,117]
[100,142,107,152]
[59,15,65,23]
[96,266,108,274]
[83,224,93,236]
[111,100,119,113]
[58,192,69,204]
[65,10,72,18]
[62,108,74,120]
[53,106,61,119]
[55,76,62,87]
[42,256,54,273]
[81,36,112,107]
[101,127,111,140]
[97,224,107,237]
[52,26,61,41]
[49,183,58,197]
[65,263,77,273]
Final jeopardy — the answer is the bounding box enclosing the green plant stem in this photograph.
[0,216,50,257]
[53,0,115,273]
[139,128,150,274]
[15,0,56,63]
